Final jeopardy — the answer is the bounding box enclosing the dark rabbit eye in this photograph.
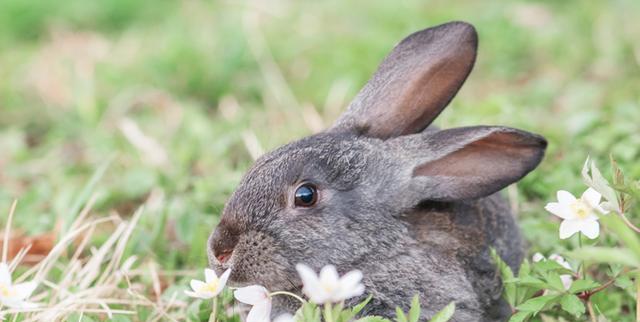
[294,184,318,207]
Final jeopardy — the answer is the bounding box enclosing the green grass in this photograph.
[1,0,640,320]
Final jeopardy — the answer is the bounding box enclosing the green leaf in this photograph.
[491,248,516,306]
[352,295,373,316]
[531,259,570,273]
[568,246,640,267]
[615,275,633,289]
[568,279,600,294]
[331,302,344,320]
[599,214,640,260]
[560,294,585,317]
[395,307,408,322]
[408,295,421,322]
[428,302,455,322]
[508,311,531,322]
[545,272,566,292]
[518,260,531,278]
[517,276,548,289]
[300,302,321,322]
[516,287,542,310]
[608,263,624,277]
[516,295,560,312]
[339,309,356,322]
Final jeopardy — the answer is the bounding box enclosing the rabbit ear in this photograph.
[395,126,547,202]
[332,21,478,139]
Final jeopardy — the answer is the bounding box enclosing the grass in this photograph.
[0,0,639,320]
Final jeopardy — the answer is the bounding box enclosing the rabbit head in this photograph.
[208,21,546,318]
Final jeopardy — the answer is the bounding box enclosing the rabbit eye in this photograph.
[294,184,318,207]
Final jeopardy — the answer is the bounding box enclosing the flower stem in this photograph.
[578,233,585,278]
[269,291,306,304]
[324,303,334,322]
[208,297,218,322]
[620,212,640,233]
[587,299,597,322]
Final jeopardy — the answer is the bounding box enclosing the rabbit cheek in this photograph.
[230,231,292,289]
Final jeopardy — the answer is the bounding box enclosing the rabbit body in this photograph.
[208,21,545,321]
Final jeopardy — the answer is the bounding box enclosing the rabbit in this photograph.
[207,21,547,321]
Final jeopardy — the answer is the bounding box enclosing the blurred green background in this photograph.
[0,0,639,302]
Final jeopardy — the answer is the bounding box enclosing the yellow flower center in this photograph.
[0,284,14,298]
[201,279,220,294]
[570,199,593,219]
[321,283,336,293]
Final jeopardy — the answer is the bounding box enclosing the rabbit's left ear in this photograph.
[332,21,477,139]
[394,126,547,202]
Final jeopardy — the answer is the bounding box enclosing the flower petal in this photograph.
[560,275,573,290]
[190,279,207,292]
[581,188,602,209]
[1,298,37,309]
[234,285,269,305]
[218,268,232,290]
[557,190,577,205]
[336,270,364,301]
[593,203,610,215]
[544,202,574,219]
[532,253,545,262]
[204,268,218,284]
[246,300,272,322]
[579,220,600,239]
[274,314,295,322]
[319,265,339,286]
[296,264,318,287]
[184,290,208,299]
[340,270,363,290]
[296,264,326,303]
[12,281,37,300]
[15,300,38,309]
[559,220,581,239]
[338,283,365,301]
[0,263,11,287]
[548,254,571,270]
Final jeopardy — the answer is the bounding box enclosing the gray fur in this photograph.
[207,21,547,321]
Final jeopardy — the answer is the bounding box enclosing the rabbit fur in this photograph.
[208,21,547,321]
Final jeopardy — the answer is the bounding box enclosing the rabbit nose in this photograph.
[211,223,239,264]
[215,249,233,264]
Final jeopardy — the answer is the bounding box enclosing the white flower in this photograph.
[234,285,272,322]
[185,268,231,299]
[532,253,573,290]
[544,188,609,239]
[0,263,38,309]
[531,252,545,263]
[274,313,295,322]
[295,264,365,304]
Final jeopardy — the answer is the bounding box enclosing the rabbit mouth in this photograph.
[209,233,301,292]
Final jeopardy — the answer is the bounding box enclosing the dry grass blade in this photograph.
[3,200,18,263]
[0,200,187,321]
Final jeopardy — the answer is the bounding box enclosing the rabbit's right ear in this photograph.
[331,21,478,139]
[392,126,547,203]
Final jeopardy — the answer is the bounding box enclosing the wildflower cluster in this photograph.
[495,156,640,321]
[185,264,454,322]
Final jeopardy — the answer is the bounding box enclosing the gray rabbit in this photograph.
[207,21,546,321]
